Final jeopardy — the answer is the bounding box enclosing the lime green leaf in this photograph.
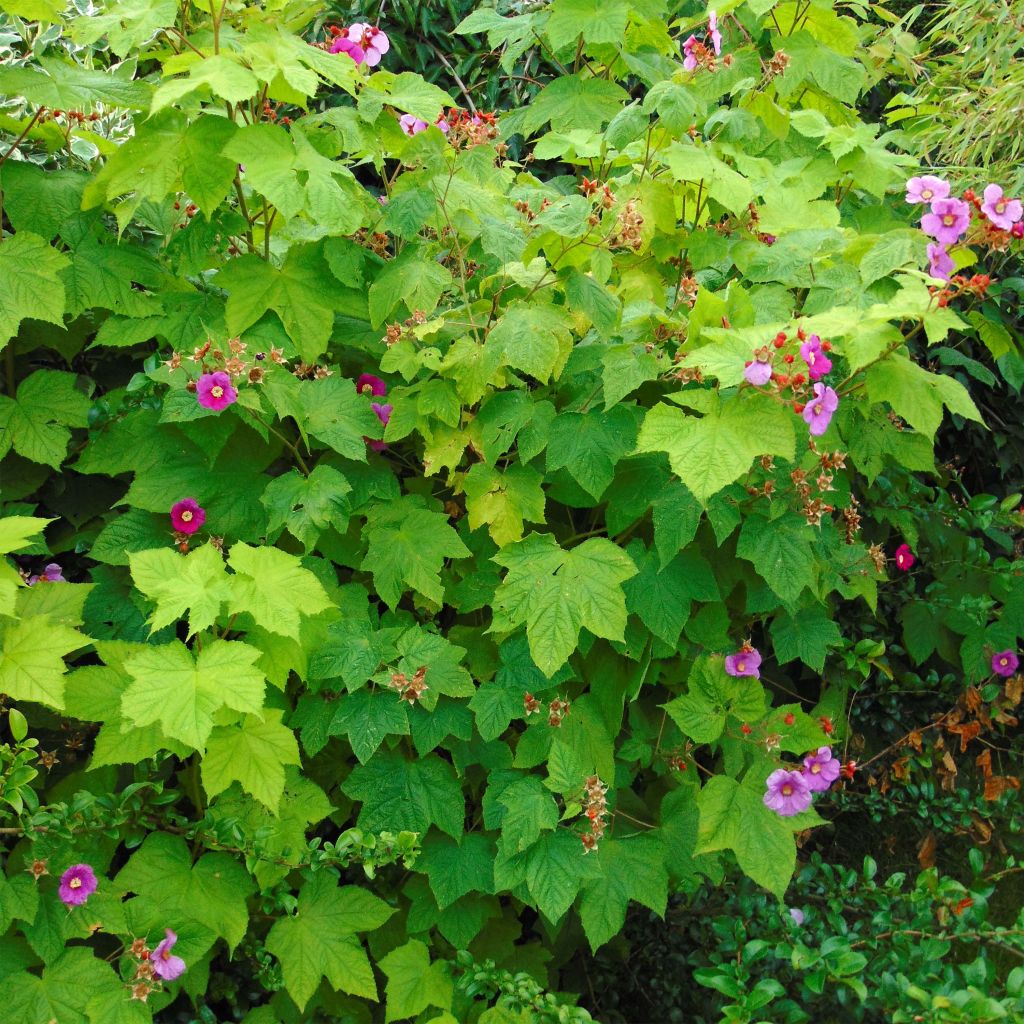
[463,463,546,547]
[153,53,261,111]
[379,939,453,1024]
[121,639,266,750]
[487,304,574,383]
[361,496,471,608]
[70,0,179,57]
[129,544,230,637]
[0,233,70,350]
[227,542,332,640]
[504,74,628,135]
[545,0,630,48]
[0,58,152,110]
[202,711,301,812]
[0,515,54,554]
[0,617,86,710]
[362,71,454,121]
[368,245,452,327]
[0,369,91,468]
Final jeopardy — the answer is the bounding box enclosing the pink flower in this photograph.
[788,908,805,925]
[331,36,366,64]
[980,184,1023,231]
[764,769,812,817]
[799,334,832,380]
[802,746,840,792]
[368,401,392,452]
[196,371,237,411]
[927,242,954,281]
[725,647,761,679]
[151,928,187,981]
[744,348,773,386]
[682,34,699,71]
[921,197,971,245]
[991,650,1019,677]
[894,543,914,571]
[709,10,722,54]
[399,114,428,136]
[356,374,387,397]
[59,864,98,907]
[347,23,389,67]
[28,563,65,585]
[170,498,205,535]
[905,175,950,205]
[802,383,838,436]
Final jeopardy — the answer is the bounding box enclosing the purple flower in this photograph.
[399,114,428,136]
[788,908,805,926]
[356,373,387,397]
[196,371,237,412]
[724,647,762,679]
[764,769,812,817]
[803,383,838,436]
[744,347,773,386]
[981,184,1023,231]
[682,34,699,71]
[59,864,98,907]
[992,650,1019,677]
[368,401,392,452]
[151,928,187,981]
[927,242,955,281]
[28,563,65,585]
[802,746,841,792]
[330,36,366,64]
[346,23,389,67]
[905,175,950,205]
[799,334,832,380]
[170,498,205,535]
[709,11,722,54]
[921,197,971,245]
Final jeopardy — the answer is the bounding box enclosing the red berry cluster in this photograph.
[928,273,991,308]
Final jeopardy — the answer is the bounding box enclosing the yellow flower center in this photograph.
[814,403,823,415]
[996,200,1007,213]
[921,189,933,200]
[781,784,793,796]
[942,214,955,226]
[211,385,224,398]
[736,660,745,673]
[161,950,171,961]
[70,878,82,889]
[811,763,821,774]
[180,510,193,522]
[1000,657,1008,666]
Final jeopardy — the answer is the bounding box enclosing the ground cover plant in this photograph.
[1,0,1023,1021]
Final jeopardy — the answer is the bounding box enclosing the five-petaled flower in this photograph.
[802,746,840,792]
[921,197,971,245]
[338,23,389,67]
[894,543,915,571]
[991,650,1019,677]
[980,184,1023,231]
[171,498,206,535]
[151,929,187,981]
[763,769,812,816]
[59,864,98,907]
[196,371,237,411]
[799,334,832,380]
[28,563,65,585]
[927,241,955,281]
[725,647,762,679]
[905,175,950,206]
[803,383,838,436]
[356,373,387,397]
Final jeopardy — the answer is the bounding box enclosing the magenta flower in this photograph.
[725,647,761,679]
[709,10,722,54]
[981,184,1023,231]
[399,114,428,136]
[368,401,392,452]
[59,864,98,907]
[682,35,699,71]
[151,928,187,981]
[346,23,389,67]
[744,348,773,386]
[28,563,65,585]
[170,498,206,535]
[764,769,812,817]
[331,36,366,64]
[356,373,387,397]
[802,383,838,436]
[921,197,971,245]
[927,242,954,281]
[802,746,841,792]
[799,334,832,380]
[196,371,237,412]
[894,543,915,571]
[905,175,950,206]
[992,650,1019,677]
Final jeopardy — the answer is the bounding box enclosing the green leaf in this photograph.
[69,0,178,56]
[496,775,560,853]
[545,0,630,48]
[492,533,639,676]
[546,406,638,501]
[262,465,351,551]
[770,605,842,672]
[303,377,385,459]
[202,711,301,812]
[129,543,230,637]
[329,688,410,764]
[368,245,452,327]
[504,74,628,135]
[736,512,819,606]
[0,617,86,710]
[0,57,152,110]
[0,233,70,349]
[227,542,332,640]
[266,873,383,1010]
[418,833,496,909]
[463,463,546,547]
[361,496,471,608]
[695,776,795,899]
[0,369,91,468]
[637,395,795,505]
[343,749,465,838]
[378,939,453,1024]
[0,515,54,554]
[121,639,266,750]
[487,303,574,383]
